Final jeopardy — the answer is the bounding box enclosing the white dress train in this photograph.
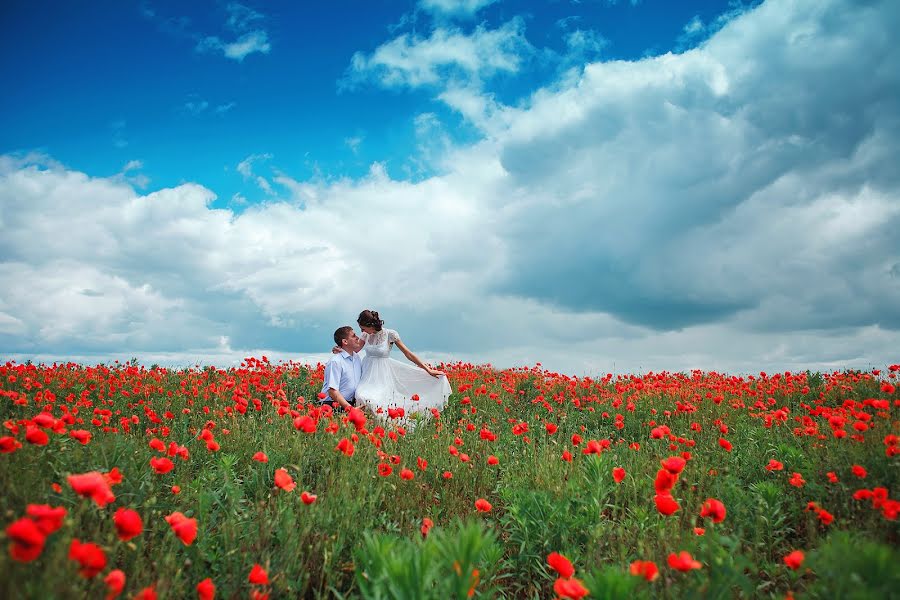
[354,328,451,421]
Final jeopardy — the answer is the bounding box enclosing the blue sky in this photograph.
[1,0,898,374]
[2,0,748,206]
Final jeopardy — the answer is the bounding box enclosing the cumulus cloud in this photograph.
[419,0,498,18]
[3,0,899,374]
[344,18,532,89]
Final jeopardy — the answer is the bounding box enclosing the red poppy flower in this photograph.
[252,452,268,463]
[248,564,270,585]
[133,586,157,600]
[789,472,805,488]
[654,469,677,494]
[104,569,126,599]
[547,552,574,578]
[851,465,867,479]
[826,472,839,483]
[667,551,701,572]
[694,527,706,536]
[196,577,215,600]
[69,429,92,445]
[660,457,686,475]
[150,457,174,474]
[68,471,116,507]
[104,468,124,486]
[0,436,22,453]
[26,504,66,535]
[114,508,143,541]
[442,471,453,479]
[25,426,49,446]
[294,415,317,433]
[699,498,726,523]
[545,423,558,434]
[171,485,181,495]
[274,468,296,492]
[300,491,317,505]
[164,511,198,546]
[718,438,733,452]
[783,550,804,570]
[400,468,414,481]
[562,450,573,462]
[421,517,433,537]
[336,438,355,456]
[553,576,589,600]
[417,456,428,471]
[612,467,626,483]
[6,517,46,562]
[629,560,659,582]
[69,539,107,578]
[654,494,680,516]
[474,498,492,512]
[765,459,784,471]
[377,463,393,477]
[487,455,499,465]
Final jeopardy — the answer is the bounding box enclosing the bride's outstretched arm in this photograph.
[393,339,444,377]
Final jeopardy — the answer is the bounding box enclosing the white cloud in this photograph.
[345,18,532,89]
[215,102,237,115]
[419,0,498,18]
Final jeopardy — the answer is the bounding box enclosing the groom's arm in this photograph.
[328,387,353,411]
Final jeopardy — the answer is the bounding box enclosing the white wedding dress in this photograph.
[355,328,451,420]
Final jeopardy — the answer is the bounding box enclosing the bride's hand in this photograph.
[426,367,445,378]
[331,345,341,354]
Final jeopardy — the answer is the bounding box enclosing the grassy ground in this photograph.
[0,359,898,599]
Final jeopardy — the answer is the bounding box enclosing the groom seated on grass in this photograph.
[319,326,363,412]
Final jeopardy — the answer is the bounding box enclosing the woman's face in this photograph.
[360,324,377,334]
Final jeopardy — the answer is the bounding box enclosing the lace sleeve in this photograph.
[387,329,401,344]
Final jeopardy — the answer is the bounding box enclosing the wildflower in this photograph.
[654,494,680,516]
[196,578,215,600]
[150,457,174,474]
[718,438,733,452]
[252,452,269,463]
[766,459,784,471]
[421,517,433,537]
[69,539,107,578]
[547,552,575,578]
[851,465,867,479]
[26,504,66,535]
[274,468,296,492]
[654,469,677,494]
[667,551,701,572]
[789,472,805,488]
[660,456,686,474]
[6,518,46,562]
[474,498,492,512]
[164,511,198,545]
[553,577,589,600]
[400,468,414,481]
[612,467,626,483]
[248,564,269,585]
[699,498,726,523]
[104,570,126,599]
[487,455,499,465]
[113,508,143,541]
[629,560,659,582]
[783,550,804,570]
[300,491,317,505]
[378,463,393,477]
[562,450,573,463]
[68,472,115,507]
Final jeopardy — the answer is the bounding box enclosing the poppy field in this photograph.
[1,359,898,599]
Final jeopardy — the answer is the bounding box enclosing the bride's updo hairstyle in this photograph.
[357,309,384,332]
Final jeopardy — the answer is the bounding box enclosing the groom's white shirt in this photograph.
[320,349,363,403]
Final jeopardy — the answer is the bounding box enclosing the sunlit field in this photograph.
[1,359,898,599]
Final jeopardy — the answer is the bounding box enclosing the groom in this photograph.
[319,326,364,412]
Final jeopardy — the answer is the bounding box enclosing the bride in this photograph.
[352,309,451,419]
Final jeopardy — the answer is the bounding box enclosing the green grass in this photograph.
[0,361,897,599]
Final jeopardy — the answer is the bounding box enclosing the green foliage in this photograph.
[354,520,501,600]
[805,531,900,600]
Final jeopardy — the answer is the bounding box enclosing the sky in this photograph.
[1,0,898,375]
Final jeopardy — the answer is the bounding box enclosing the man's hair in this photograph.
[334,326,353,348]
